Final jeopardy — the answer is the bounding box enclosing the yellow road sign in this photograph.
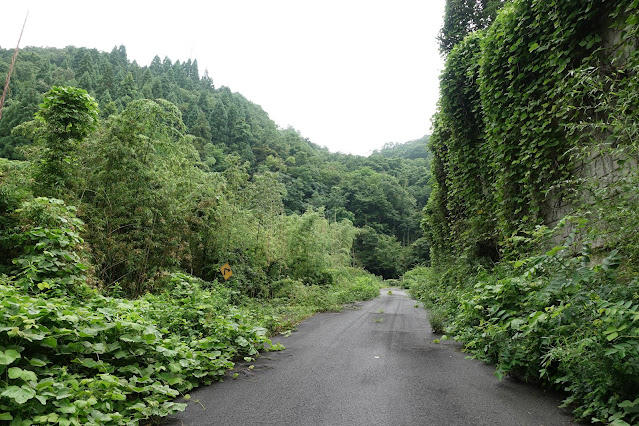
[220,263,233,280]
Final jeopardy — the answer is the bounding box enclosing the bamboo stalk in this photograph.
[0,11,29,121]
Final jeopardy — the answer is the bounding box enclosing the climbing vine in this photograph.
[426,0,639,261]
[425,31,497,265]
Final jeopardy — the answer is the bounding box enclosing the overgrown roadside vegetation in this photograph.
[408,222,639,424]
[410,0,639,425]
[0,270,380,425]
[0,87,382,424]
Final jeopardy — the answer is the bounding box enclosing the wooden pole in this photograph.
[0,11,29,121]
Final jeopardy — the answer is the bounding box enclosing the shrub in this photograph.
[334,276,382,303]
[7,197,91,297]
[427,307,447,334]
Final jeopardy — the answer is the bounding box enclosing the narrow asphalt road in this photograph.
[164,289,574,426]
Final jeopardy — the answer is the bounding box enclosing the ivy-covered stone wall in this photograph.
[425,0,639,262]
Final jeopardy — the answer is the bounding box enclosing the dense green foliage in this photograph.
[409,223,639,425]
[1,84,391,295]
[415,0,639,424]
[438,0,503,54]
[0,272,267,424]
[0,46,431,278]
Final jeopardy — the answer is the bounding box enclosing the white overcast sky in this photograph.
[1,1,445,156]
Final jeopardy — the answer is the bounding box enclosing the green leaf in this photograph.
[57,400,77,414]
[510,38,522,52]
[19,331,46,341]
[28,358,48,367]
[602,250,622,270]
[606,332,619,341]
[77,358,108,369]
[89,410,112,422]
[528,42,539,52]
[0,349,21,365]
[143,333,157,344]
[545,245,566,257]
[1,385,36,404]
[8,367,38,382]
[41,337,57,349]
[609,420,631,426]
[618,398,639,408]
[120,334,142,343]
[510,318,525,329]
[34,413,59,423]
[0,413,13,421]
[35,378,55,390]
[78,327,100,337]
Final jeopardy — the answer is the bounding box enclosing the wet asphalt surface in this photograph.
[163,289,575,426]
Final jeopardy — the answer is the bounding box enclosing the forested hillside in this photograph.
[408,0,639,424]
[0,45,431,280]
[0,45,431,423]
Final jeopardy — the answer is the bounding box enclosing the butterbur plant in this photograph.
[0,272,274,425]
